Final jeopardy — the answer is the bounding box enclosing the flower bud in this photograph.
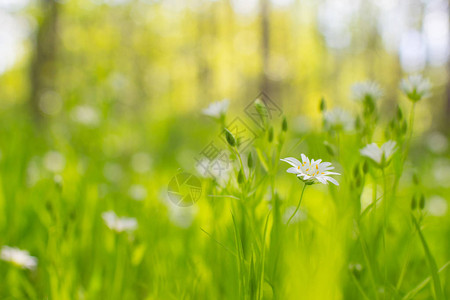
[282,116,288,132]
[419,194,425,210]
[224,128,236,147]
[247,152,253,169]
[254,99,268,126]
[324,141,335,157]
[362,160,369,174]
[320,97,326,112]
[237,169,245,184]
[268,126,274,143]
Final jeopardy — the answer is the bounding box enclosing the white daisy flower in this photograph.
[360,141,397,167]
[43,151,65,173]
[102,211,138,233]
[202,99,229,119]
[130,152,152,174]
[129,184,147,201]
[71,105,100,127]
[426,196,448,217]
[324,108,354,131]
[400,75,431,102]
[280,154,340,185]
[352,81,383,101]
[1,246,38,270]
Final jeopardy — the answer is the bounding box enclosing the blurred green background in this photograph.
[0,0,449,299]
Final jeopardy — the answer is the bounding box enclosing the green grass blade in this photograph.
[402,261,450,300]
[231,211,245,299]
[411,215,444,300]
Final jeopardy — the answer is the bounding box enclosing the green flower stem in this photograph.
[371,176,377,237]
[232,146,246,182]
[411,214,444,300]
[407,102,416,150]
[382,167,388,289]
[286,182,307,226]
[392,102,417,203]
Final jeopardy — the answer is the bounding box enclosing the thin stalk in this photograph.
[351,272,371,300]
[286,183,307,226]
[411,215,444,300]
[358,227,380,300]
[112,235,125,299]
[395,234,414,290]
[258,212,271,300]
[392,102,416,212]
[407,102,416,151]
[372,176,377,237]
[400,102,416,171]
[402,261,450,300]
[382,167,388,290]
[231,212,245,299]
[336,131,341,159]
[233,146,246,180]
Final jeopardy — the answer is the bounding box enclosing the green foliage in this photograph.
[0,1,449,300]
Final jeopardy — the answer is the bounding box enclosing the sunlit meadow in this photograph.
[1,0,449,299]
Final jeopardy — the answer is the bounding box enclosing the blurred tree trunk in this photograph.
[196,5,214,103]
[29,0,60,122]
[260,0,271,94]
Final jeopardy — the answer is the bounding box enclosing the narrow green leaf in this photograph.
[411,215,444,300]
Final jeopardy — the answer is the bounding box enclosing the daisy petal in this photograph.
[324,176,339,186]
[287,167,300,174]
[280,157,301,168]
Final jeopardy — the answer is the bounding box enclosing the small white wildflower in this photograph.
[43,151,66,173]
[280,154,340,185]
[129,184,147,201]
[27,158,41,186]
[360,141,397,167]
[324,108,354,131]
[131,152,152,174]
[39,91,62,116]
[432,159,450,188]
[426,131,448,154]
[71,105,100,126]
[352,81,383,102]
[102,211,138,233]
[400,75,431,102]
[195,157,231,187]
[202,99,229,119]
[1,246,37,270]
[425,196,448,217]
[103,163,123,182]
[292,116,311,134]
